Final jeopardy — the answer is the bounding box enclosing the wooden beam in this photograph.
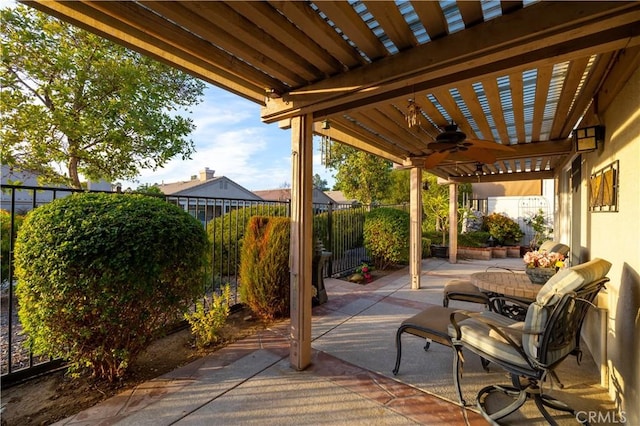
[25,0,270,103]
[313,122,406,164]
[289,114,313,370]
[312,2,389,60]
[411,1,448,40]
[225,1,341,75]
[457,1,484,28]
[450,170,556,183]
[364,1,417,51]
[164,1,317,84]
[550,57,591,139]
[448,183,458,263]
[409,167,422,289]
[531,65,553,142]
[268,1,364,69]
[482,78,511,144]
[509,71,525,143]
[263,3,640,122]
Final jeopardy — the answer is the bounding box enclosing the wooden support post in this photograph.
[410,167,422,289]
[449,183,458,263]
[289,114,313,370]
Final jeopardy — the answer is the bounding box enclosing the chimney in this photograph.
[199,167,215,181]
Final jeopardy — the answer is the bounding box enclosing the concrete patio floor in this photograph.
[53,257,616,425]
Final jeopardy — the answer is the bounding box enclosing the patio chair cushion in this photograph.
[523,258,612,362]
[400,305,459,347]
[443,279,489,307]
[448,311,530,368]
[538,241,570,256]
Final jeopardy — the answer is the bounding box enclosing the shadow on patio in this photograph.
[54,258,615,425]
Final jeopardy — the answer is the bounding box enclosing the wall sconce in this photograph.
[321,119,330,129]
[573,125,604,152]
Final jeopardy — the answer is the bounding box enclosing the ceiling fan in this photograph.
[424,123,515,169]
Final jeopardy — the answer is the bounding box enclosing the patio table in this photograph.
[471,271,540,301]
[471,271,542,320]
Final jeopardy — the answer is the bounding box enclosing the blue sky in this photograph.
[123,85,336,191]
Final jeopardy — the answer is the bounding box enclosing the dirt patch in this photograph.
[1,306,269,426]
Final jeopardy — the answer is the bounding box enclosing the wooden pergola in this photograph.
[25,0,640,369]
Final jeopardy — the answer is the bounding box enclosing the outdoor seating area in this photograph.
[53,257,615,425]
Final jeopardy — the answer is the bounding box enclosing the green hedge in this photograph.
[1,210,24,283]
[363,207,410,269]
[239,216,290,320]
[314,207,365,257]
[206,204,288,278]
[14,193,208,381]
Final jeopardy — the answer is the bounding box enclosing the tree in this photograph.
[312,173,329,191]
[325,142,392,205]
[380,169,410,205]
[135,183,163,195]
[1,6,205,189]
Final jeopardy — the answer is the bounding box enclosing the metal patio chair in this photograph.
[449,258,611,425]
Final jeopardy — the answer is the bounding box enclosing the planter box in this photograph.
[457,246,492,260]
[491,247,507,258]
[506,246,521,258]
[431,244,449,258]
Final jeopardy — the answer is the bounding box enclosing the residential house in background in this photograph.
[157,168,263,223]
[0,164,111,214]
[254,187,334,209]
[323,190,359,207]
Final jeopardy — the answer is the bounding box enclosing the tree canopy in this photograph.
[1,6,205,189]
[325,142,392,205]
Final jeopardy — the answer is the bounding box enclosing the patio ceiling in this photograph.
[25,1,640,182]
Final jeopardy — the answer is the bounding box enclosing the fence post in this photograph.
[327,202,333,276]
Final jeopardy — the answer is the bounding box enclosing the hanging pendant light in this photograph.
[406,100,421,128]
[474,162,484,176]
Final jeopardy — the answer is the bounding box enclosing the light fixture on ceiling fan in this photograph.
[423,122,515,169]
[474,162,484,176]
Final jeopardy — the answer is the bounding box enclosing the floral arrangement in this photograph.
[523,250,565,269]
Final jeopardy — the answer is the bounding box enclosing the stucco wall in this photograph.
[582,66,640,423]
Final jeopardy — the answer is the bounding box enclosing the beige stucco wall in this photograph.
[575,66,640,423]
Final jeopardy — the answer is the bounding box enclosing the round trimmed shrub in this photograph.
[14,193,209,381]
[363,207,410,270]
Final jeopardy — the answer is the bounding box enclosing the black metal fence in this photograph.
[0,184,371,386]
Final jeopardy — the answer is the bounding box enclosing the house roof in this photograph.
[26,1,640,183]
[324,191,357,205]
[255,188,334,204]
[157,176,223,195]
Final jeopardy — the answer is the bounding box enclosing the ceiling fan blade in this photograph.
[424,151,450,169]
[462,147,497,164]
[465,139,515,151]
[428,141,458,151]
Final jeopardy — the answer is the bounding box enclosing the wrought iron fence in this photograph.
[0,184,370,386]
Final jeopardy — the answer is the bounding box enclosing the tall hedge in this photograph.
[206,204,288,278]
[363,207,410,270]
[239,216,290,320]
[14,193,209,381]
[1,210,24,283]
[314,207,366,257]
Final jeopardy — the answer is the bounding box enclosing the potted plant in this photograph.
[523,250,566,284]
[482,213,524,247]
[524,209,552,250]
[422,175,450,258]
